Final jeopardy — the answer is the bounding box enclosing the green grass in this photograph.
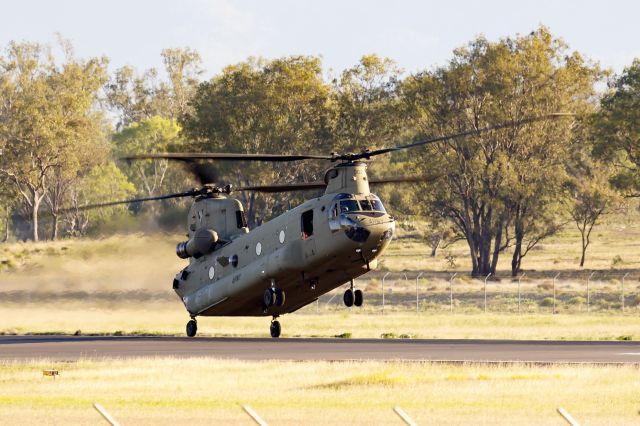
[0,358,638,425]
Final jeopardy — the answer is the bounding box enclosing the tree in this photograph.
[105,48,203,128]
[113,116,186,200]
[161,47,203,119]
[404,27,601,276]
[65,162,136,236]
[592,58,640,196]
[0,40,108,241]
[182,56,334,225]
[333,55,405,153]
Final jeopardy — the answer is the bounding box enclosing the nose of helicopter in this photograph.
[341,213,395,252]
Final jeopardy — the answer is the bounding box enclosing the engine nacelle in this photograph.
[176,228,219,259]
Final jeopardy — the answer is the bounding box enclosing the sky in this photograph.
[1,0,638,78]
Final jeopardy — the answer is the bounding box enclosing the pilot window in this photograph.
[340,200,360,213]
[236,210,248,228]
[370,197,386,213]
[301,209,314,239]
[359,199,373,211]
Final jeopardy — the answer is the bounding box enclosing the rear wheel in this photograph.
[343,289,354,307]
[354,289,363,307]
[275,288,286,306]
[186,319,197,337]
[270,320,281,338]
[263,288,275,307]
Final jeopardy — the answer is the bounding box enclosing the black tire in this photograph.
[343,289,354,307]
[270,320,281,338]
[263,288,275,307]
[186,319,197,337]
[354,289,363,307]
[275,288,286,306]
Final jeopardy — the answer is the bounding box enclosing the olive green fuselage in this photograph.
[173,162,395,317]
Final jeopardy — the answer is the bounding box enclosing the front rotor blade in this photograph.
[235,182,327,193]
[337,113,575,161]
[124,153,333,162]
[369,175,442,185]
[59,189,200,213]
[235,175,442,193]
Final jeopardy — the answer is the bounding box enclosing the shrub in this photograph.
[539,297,554,307]
[537,282,553,291]
[611,255,623,267]
[567,296,586,305]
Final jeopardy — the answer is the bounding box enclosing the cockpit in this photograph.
[328,193,387,232]
[330,193,386,216]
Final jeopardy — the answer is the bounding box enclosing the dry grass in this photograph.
[387,211,640,273]
[2,303,640,341]
[0,358,638,425]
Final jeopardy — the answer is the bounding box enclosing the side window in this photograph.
[301,209,314,239]
[236,210,248,229]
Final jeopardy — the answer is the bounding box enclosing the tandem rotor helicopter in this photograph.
[75,114,570,338]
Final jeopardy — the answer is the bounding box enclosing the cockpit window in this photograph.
[359,199,373,211]
[340,200,360,213]
[369,195,386,213]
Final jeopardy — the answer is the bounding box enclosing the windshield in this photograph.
[370,197,386,213]
[339,200,360,213]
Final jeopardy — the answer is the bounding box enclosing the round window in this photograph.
[208,266,215,280]
[256,242,262,256]
[279,230,285,244]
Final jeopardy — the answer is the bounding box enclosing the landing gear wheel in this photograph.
[354,289,363,307]
[275,288,286,307]
[270,320,281,338]
[343,289,354,307]
[186,319,197,337]
[263,288,275,307]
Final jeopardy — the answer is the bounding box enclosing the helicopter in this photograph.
[75,113,571,338]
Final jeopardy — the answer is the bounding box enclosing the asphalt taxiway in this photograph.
[2,335,640,363]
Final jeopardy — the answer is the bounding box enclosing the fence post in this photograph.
[553,273,560,315]
[242,405,268,426]
[587,271,595,313]
[382,272,390,315]
[518,273,526,314]
[622,272,629,313]
[450,273,457,313]
[415,272,423,314]
[484,273,492,313]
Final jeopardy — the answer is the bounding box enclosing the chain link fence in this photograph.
[308,271,640,314]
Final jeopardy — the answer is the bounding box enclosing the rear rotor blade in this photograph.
[60,189,201,213]
[124,152,333,162]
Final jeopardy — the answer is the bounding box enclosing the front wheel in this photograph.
[186,319,197,337]
[270,320,281,338]
[354,289,363,307]
[343,289,354,307]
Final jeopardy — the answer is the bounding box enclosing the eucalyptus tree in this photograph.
[0,41,108,241]
[404,27,602,276]
[592,58,640,197]
[182,55,335,225]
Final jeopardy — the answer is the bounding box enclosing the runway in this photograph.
[2,335,640,363]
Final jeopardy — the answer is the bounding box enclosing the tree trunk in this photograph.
[51,213,59,241]
[430,234,441,257]
[511,219,524,277]
[490,224,502,275]
[2,208,9,243]
[579,229,586,267]
[32,196,40,242]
